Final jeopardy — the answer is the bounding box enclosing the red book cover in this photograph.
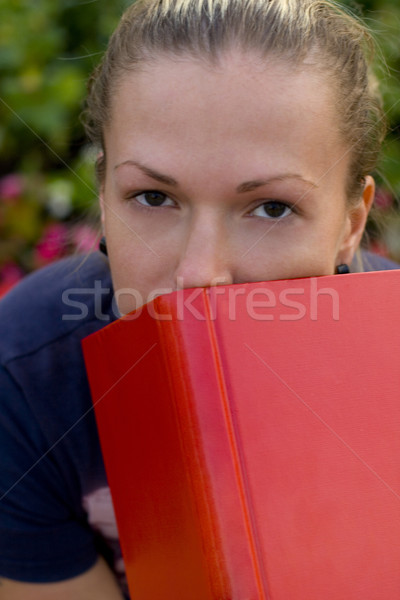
[82,271,400,600]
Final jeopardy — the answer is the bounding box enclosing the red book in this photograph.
[83,271,400,600]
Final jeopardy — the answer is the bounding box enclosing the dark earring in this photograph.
[99,236,108,257]
[336,264,350,275]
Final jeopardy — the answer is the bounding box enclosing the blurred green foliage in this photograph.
[0,0,131,289]
[0,0,399,289]
[0,0,132,207]
[358,0,400,193]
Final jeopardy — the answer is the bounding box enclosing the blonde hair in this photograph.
[83,0,386,201]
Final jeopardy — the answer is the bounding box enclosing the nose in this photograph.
[174,214,234,289]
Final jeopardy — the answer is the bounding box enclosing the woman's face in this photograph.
[101,52,374,314]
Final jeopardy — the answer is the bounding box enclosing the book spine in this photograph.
[202,289,271,600]
[156,290,266,599]
[155,292,231,599]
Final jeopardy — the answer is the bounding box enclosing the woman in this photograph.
[0,0,398,598]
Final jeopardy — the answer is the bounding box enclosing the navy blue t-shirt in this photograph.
[0,249,398,595]
[0,252,129,596]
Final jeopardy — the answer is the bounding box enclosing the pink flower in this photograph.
[0,174,23,201]
[34,223,69,266]
[0,281,17,298]
[0,262,25,284]
[71,224,99,253]
[0,262,25,298]
[374,188,393,211]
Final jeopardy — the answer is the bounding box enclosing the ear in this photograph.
[99,186,106,229]
[337,175,375,266]
[96,151,106,229]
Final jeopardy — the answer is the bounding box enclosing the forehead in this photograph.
[105,52,347,185]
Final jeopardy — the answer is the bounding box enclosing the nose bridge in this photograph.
[175,210,233,289]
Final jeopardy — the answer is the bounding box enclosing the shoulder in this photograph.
[0,252,116,365]
[0,253,117,586]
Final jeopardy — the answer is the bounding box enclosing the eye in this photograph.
[134,191,175,208]
[251,201,293,219]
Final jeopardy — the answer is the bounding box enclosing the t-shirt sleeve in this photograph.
[0,363,98,583]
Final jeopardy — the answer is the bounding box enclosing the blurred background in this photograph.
[0,0,400,297]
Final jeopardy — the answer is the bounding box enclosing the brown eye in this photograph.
[135,191,174,207]
[252,201,292,219]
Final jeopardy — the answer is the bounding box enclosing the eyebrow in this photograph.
[114,160,318,191]
[114,160,178,186]
[236,175,318,193]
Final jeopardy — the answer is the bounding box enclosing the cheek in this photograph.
[105,223,180,315]
[108,249,172,314]
[102,197,186,302]
[243,221,343,281]
[251,250,335,281]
